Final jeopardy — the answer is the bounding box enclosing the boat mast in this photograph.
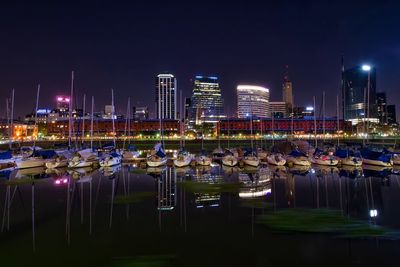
[81,94,86,146]
[271,113,275,146]
[322,91,326,142]
[33,84,40,149]
[9,89,14,150]
[336,94,340,146]
[180,89,183,150]
[90,96,94,150]
[227,114,230,149]
[313,96,317,148]
[68,71,74,150]
[123,97,130,150]
[111,89,116,149]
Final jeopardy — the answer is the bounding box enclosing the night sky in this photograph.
[1,0,399,118]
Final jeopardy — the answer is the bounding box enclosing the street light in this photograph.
[361,64,372,146]
[361,64,371,71]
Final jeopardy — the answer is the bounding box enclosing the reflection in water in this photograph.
[1,163,400,264]
[192,166,222,208]
[239,169,272,199]
[156,168,176,211]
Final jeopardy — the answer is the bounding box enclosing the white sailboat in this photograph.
[222,153,238,167]
[174,95,192,168]
[15,85,46,169]
[267,153,286,166]
[45,154,68,169]
[68,148,97,168]
[243,113,260,167]
[100,89,122,167]
[147,143,168,167]
[195,122,211,166]
[122,97,140,161]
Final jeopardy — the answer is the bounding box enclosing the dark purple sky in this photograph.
[1,0,399,118]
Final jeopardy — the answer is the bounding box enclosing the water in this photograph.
[1,164,400,266]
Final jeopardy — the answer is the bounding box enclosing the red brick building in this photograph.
[217,118,351,134]
[47,119,180,137]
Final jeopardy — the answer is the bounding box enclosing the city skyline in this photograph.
[1,1,400,118]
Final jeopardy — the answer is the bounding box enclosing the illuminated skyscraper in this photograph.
[237,85,270,118]
[190,75,224,124]
[342,65,377,125]
[155,73,177,120]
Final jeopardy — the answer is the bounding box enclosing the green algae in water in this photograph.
[258,209,391,238]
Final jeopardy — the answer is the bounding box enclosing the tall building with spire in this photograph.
[282,66,294,109]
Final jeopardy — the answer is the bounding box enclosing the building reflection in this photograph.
[156,168,176,211]
[192,166,222,208]
[238,169,272,199]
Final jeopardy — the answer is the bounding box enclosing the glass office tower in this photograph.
[190,75,224,124]
[342,66,377,125]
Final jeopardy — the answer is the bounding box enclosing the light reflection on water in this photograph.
[1,164,400,265]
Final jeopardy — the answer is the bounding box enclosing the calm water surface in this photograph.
[1,164,400,266]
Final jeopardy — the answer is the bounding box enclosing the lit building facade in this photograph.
[237,85,270,118]
[376,92,387,124]
[133,106,149,120]
[269,101,287,118]
[293,106,314,119]
[155,73,177,120]
[387,105,397,125]
[343,65,377,125]
[282,75,293,109]
[190,75,224,124]
[56,96,70,111]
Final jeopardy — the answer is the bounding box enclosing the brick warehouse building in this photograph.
[217,118,351,135]
[46,119,180,137]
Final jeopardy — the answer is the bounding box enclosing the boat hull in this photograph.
[286,156,311,166]
[222,156,238,167]
[147,158,167,167]
[99,157,122,167]
[266,155,286,166]
[243,157,260,167]
[45,159,68,169]
[311,158,339,166]
[68,160,94,168]
[196,156,211,166]
[362,158,393,167]
[15,158,45,169]
[339,157,362,167]
[174,156,192,167]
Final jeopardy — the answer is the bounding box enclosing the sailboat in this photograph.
[195,123,211,166]
[173,91,192,168]
[100,89,122,167]
[285,149,311,166]
[68,148,98,168]
[174,151,192,167]
[310,147,338,166]
[222,150,238,167]
[243,149,260,167]
[15,85,47,169]
[335,148,362,166]
[361,148,393,167]
[267,152,286,166]
[122,98,140,161]
[147,143,168,167]
[243,113,260,167]
[221,116,238,167]
[45,153,68,169]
